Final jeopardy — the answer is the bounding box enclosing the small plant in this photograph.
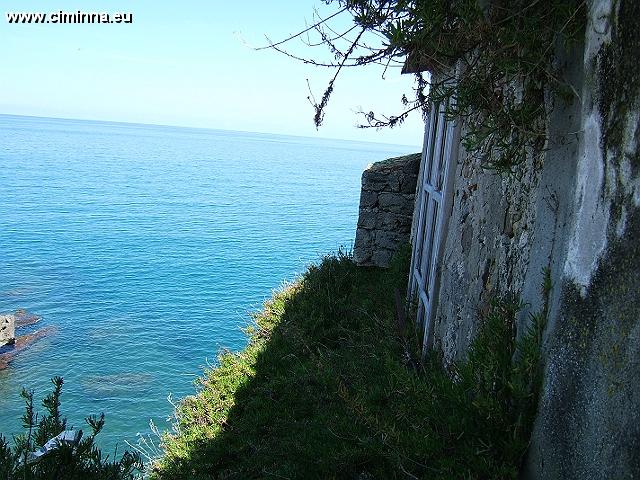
[451,296,545,476]
[0,377,143,480]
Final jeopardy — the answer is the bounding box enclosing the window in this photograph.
[408,98,459,353]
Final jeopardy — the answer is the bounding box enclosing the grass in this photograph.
[152,248,542,479]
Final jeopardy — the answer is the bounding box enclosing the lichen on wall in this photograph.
[563,0,640,295]
[563,111,609,293]
[529,209,640,479]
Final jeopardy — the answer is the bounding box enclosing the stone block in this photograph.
[354,227,374,248]
[376,230,402,250]
[364,174,401,192]
[401,153,422,174]
[357,209,377,229]
[365,178,389,192]
[354,153,422,267]
[353,228,374,265]
[359,190,378,208]
[376,212,414,230]
[367,153,421,174]
[378,193,403,212]
[397,221,413,234]
[400,175,419,194]
[378,193,415,213]
[371,249,394,268]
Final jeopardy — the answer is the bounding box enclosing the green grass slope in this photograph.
[153,249,541,480]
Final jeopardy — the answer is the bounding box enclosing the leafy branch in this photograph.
[260,0,586,172]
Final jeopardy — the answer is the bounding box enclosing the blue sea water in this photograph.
[0,114,416,452]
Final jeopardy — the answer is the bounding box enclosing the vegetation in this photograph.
[153,249,544,479]
[266,0,585,171]
[0,377,143,480]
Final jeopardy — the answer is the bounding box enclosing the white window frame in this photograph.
[408,97,459,354]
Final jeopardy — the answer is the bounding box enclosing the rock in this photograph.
[82,372,154,396]
[353,229,374,264]
[14,309,41,328]
[371,249,395,267]
[376,212,411,230]
[376,230,402,251]
[357,210,377,229]
[400,174,419,194]
[378,193,415,212]
[359,190,378,208]
[0,309,49,370]
[0,314,15,347]
[0,326,56,370]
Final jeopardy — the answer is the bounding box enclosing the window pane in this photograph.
[425,105,439,185]
[429,102,445,188]
[423,199,440,292]
[418,197,434,279]
[414,193,429,276]
[435,111,449,190]
[416,302,425,331]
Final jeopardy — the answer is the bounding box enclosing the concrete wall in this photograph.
[414,0,639,477]
[353,153,420,267]
[526,1,640,477]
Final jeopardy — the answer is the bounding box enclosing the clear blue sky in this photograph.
[0,1,424,146]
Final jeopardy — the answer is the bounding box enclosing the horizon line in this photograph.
[0,112,422,150]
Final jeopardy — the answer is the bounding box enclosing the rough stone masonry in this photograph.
[353,153,421,267]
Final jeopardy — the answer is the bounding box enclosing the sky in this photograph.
[0,1,425,146]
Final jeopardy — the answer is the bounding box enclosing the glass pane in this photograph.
[429,102,444,188]
[418,197,434,279]
[425,105,439,185]
[435,108,449,190]
[416,302,425,331]
[414,194,429,275]
[423,199,440,292]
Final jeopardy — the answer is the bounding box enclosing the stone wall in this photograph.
[0,314,15,347]
[353,153,420,267]
[411,1,639,478]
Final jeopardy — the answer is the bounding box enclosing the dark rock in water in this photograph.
[14,309,41,328]
[0,309,42,351]
[0,326,56,371]
[82,372,155,397]
[0,309,42,350]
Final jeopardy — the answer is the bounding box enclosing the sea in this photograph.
[0,114,416,453]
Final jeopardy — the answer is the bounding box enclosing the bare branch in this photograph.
[255,7,348,51]
[313,27,367,127]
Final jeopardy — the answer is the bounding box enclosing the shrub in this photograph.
[0,377,143,480]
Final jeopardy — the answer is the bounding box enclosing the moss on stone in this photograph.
[544,208,640,478]
[598,0,640,170]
